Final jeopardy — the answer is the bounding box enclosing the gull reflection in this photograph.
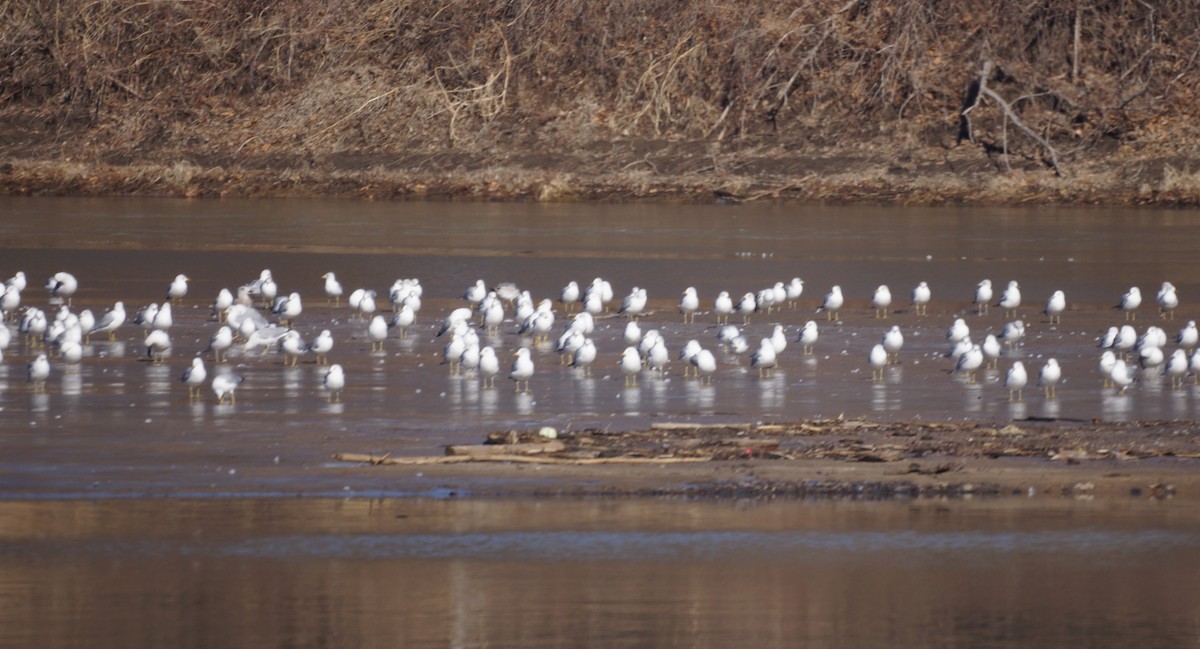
[480,386,498,415]
[515,391,534,416]
[964,382,983,415]
[30,392,50,413]
[621,387,641,414]
[146,363,170,395]
[758,373,785,412]
[1006,398,1027,420]
[190,401,206,424]
[1169,388,1188,420]
[1040,397,1061,420]
[577,377,596,413]
[322,401,346,416]
[1101,391,1132,421]
[870,382,889,413]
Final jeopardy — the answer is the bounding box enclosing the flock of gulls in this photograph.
[0,267,1195,411]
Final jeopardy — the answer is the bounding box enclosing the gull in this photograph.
[1115,325,1138,358]
[438,308,474,337]
[693,349,717,384]
[750,338,777,379]
[785,278,804,309]
[1005,361,1028,402]
[772,282,787,310]
[212,372,243,405]
[1099,351,1117,387]
[560,281,580,312]
[816,285,843,321]
[911,281,931,316]
[982,334,1002,369]
[569,312,595,336]
[348,288,366,318]
[460,342,481,375]
[28,353,50,392]
[151,302,173,331]
[45,272,78,305]
[623,320,642,346]
[181,357,207,400]
[515,293,535,324]
[770,325,788,357]
[281,330,306,366]
[309,329,333,365]
[442,329,467,375]
[482,299,504,335]
[714,291,734,324]
[1,285,20,320]
[0,325,9,352]
[679,287,699,323]
[883,326,903,364]
[20,308,48,348]
[521,308,555,344]
[356,290,378,320]
[871,285,892,319]
[463,279,487,306]
[258,274,278,307]
[1158,281,1179,320]
[738,292,757,325]
[717,324,740,346]
[998,281,1021,318]
[1138,345,1164,375]
[1117,286,1141,321]
[273,292,302,327]
[1167,349,1189,389]
[323,364,346,402]
[1099,326,1119,350]
[167,274,189,305]
[1192,349,1200,385]
[206,325,233,363]
[949,339,973,361]
[571,338,597,376]
[368,315,388,352]
[479,347,500,388]
[947,318,970,344]
[225,304,268,337]
[583,290,603,315]
[510,347,534,393]
[244,269,273,297]
[494,282,522,305]
[679,339,702,378]
[389,279,422,309]
[955,344,984,384]
[6,271,27,292]
[322,272,344,307]
[798,320,818,355]
[133,303,158,330]
[1001,320,1025,349]
[755,288,777,315]
[212,289,233,322]
[557,329,585,365]
[144,329,171,363]
[235,286,253,307]
[1177,321,1198,349]
[869,344,888,382]
[1043,290,1065,324]
[390,305,416,339]
[638,329,662,359]
[1137,326,1168,353]
[621,346,642,387]
[1038,359,1061,399]
[91,301,126,341]
[1110,359,1134,394]
[76,309,94,342]
[243,325,288,355]
[60,340,82,364]
[974,280,993,316]
[648,338,670,378]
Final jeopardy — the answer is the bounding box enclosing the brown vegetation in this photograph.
[2,0,1200,204]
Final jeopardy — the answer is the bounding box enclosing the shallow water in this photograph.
[2,497,1199,649]
[3,197,1200,494]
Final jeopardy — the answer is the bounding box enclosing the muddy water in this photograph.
[2,497,1199,649]
[4,197,1200,494]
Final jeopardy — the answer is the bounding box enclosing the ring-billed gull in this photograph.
[212,288,233,322]
[78,309,95,342]
[982,334,1001,369]
[322,272,344,307]
[693,349,716,384]
[510,347,534,393]
[1099,351,1117,387]
[167,274,189,305]
[679,339,702,378]
[1177,321,1198,349]
[1138,345,1164,375]
[947,318,970,344]
[1038,359,1061,399]
[738,292,757,325]
[482,299,504,336]
[206,325,233,363]
[571,338,597,376]
[1005,361,1028,402]
[309,329,333,365]
[974,279,993,316]
[621,346,642,387]
[1,284,20,320]
[955,344,984,384]
[871,285,892,319]
[770,324,788,356]
[144,329,171,363]
[797,320,818,355]
[60,340,82,364]
[133,303,158,330]
[356,290,378,320]
[883,326,903,364]
[1167,350,1189,389]
[243,325,287,355]
[817,285,843,321]
[911,281,931,317]
[1001,320,1025,349]
[390,304,416,339]
[679,287,699,324]
[368,315,388,352]
[556,329,585,365]
[91,301,126,341]
[1191,350,1200,385]
[273,292,302,327]
[785,278,804,310]
[28,353,50,392]
[151,302,172,331]
[212,371,243,405]
[281,330,306,366]
[1157,281,1179,320]
[1043,290,1065,324]
[998,281,1021,318]
[324,364,345,402]
[560,281,580,313]
[647,337,669,378]
[463,279,487,306]
[460,342,481,375]
[1117,286,1141,321]
[6,271,26,292]
[45,272,77,306]
[181,357,207,400]
[750,338,777,379]
[479,346,500,388]
[714,291,734,324]
[869,344,888,382]
[1109,359,1133,394]
[620,287,647,320]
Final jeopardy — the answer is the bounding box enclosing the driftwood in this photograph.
[333,452,711,466]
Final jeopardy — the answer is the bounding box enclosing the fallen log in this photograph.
[446,441,565,456]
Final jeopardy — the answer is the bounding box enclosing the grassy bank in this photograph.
[3,0,1199,204]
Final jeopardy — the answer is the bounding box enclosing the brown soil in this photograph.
[2,0,1200,206]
